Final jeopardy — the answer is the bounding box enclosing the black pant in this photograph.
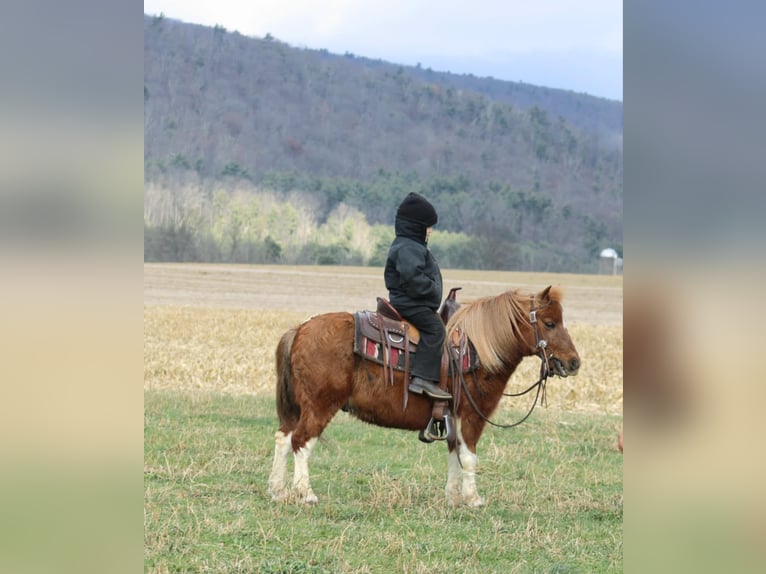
[400,307,445,382]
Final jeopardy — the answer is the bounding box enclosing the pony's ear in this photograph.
[539,285,563,303]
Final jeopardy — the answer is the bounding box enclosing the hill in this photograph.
[144,14,622,272]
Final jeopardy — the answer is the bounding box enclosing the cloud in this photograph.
[145,0,621,53]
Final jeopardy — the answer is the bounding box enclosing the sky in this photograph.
[143,0,623,101]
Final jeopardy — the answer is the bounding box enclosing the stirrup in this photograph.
[418,413,454,443]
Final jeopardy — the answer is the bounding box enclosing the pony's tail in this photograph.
[275,326,301,429]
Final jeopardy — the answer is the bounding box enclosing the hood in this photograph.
[394,215,428,244]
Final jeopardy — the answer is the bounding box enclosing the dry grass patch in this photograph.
[502,323,623,415]
[144,306,306,394]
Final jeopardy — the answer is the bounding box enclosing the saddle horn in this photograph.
[438,287,462,324]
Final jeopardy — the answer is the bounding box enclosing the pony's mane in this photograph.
[446,287,563,373]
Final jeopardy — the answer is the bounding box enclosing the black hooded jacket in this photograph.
[384,216,443,313]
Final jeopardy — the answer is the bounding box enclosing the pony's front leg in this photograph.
[268,431,292,501]
[291,437,318,504]
[445,448,463,507]
[447,423,485,507]
[458,440,484,507]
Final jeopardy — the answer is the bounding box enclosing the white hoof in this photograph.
[445,487,462,507]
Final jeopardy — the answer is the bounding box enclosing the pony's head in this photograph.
[447,285,580,377]
[529,286,580,377]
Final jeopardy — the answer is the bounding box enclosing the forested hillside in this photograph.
[144,14,622,272]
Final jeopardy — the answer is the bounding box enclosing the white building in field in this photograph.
[599,248,623,275]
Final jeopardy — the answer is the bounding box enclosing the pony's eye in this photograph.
[544,321,555,329]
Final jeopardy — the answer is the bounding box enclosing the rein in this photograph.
[457,296,552,430]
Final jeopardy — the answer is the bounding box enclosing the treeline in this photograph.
[144,171,618,272]
[144,184,474,268]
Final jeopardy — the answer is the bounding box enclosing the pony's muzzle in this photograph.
[567,357,580,374]
[551,356,580,377]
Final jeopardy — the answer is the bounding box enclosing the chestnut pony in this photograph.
[268,285,580,506]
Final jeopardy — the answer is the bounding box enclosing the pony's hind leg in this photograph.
[285,394,347,504]
[291,437,318,504]
[272,312,355,504]
[267,427,321,504]
[268,430,293,501]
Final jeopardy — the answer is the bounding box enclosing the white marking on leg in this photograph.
[268,431,292,501]
[459,435,484,507]
[292,437,318,504]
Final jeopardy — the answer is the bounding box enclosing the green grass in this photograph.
[145,391,622,573]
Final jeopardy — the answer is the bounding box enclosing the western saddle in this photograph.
[354,287,464,444]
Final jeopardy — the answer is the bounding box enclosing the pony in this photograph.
[268,285,580,506]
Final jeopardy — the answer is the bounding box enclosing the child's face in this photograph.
[425,226,433,242]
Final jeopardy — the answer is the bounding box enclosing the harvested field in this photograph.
[144,263,622,414]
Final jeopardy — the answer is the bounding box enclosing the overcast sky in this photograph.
[143,0,623,101]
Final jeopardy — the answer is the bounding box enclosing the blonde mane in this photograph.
[446,287,563,373]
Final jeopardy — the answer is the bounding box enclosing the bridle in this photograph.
[456,295,552,430]
[526,295,555,382]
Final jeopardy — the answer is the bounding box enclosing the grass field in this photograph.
[144,263,623,573]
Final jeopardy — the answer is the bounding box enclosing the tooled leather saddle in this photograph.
[352,287,477,443]
[352,288,475,380]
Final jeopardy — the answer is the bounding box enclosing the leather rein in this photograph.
[456,296,553,430]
